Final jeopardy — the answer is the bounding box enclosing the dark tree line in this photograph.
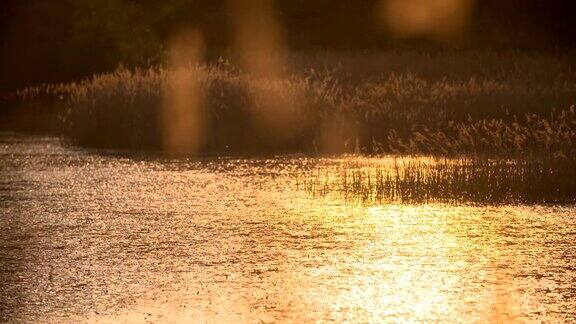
[1,0,575,93]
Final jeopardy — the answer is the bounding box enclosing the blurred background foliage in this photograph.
[1,0,575,93]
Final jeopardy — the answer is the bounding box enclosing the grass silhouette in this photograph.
[303,157,576,205]
[1,50,575,156]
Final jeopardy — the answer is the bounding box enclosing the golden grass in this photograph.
[1,51,575,155]
[303,157,576,205]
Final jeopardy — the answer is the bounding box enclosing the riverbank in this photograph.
[2,50,575,156]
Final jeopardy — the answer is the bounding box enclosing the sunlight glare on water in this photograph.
[0,133,575,322]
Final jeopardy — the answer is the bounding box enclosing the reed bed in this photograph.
[303,157,576,205]
[1,51,575,155]
[0,83,74,132]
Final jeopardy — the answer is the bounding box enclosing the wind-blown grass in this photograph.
[1,51,575,155]
[303,157,576,205]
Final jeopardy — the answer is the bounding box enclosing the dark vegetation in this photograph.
[303,157,576,205]
[1,51,575,156]
[1,0,576,93]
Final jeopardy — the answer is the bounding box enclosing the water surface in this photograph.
[1,133,575,322]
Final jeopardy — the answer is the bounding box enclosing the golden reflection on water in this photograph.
[283,202,525,322]
[1,135,575,322]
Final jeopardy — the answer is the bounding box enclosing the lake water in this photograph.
[1,133,575,323]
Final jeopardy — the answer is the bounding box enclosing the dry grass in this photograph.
[303,157,576,205]
[0,83,73,132]
[1,50,575,155]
